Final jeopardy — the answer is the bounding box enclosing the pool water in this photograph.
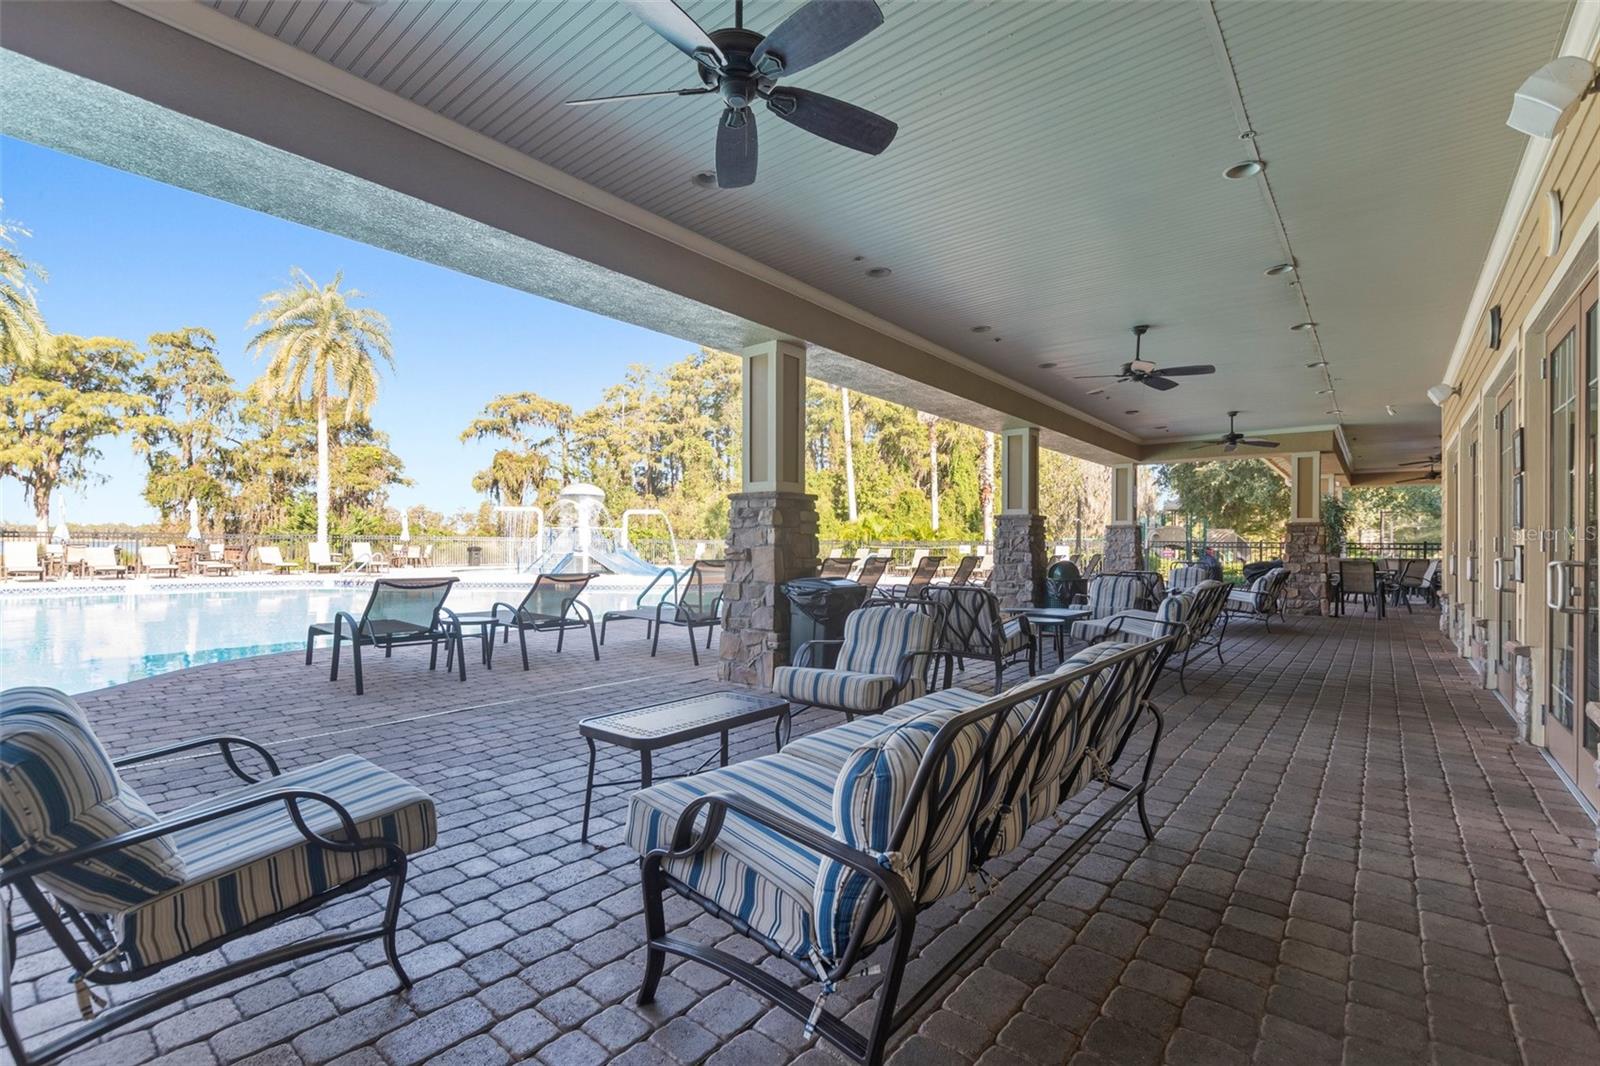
[1,581,656,693]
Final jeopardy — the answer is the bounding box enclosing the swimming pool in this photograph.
[0,579,658,693]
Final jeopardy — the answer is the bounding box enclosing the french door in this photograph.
[1545,277,1600,809]
[1494,382,1517,700]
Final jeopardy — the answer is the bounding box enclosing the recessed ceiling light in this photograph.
[1290,322,1316,332]
[970,325,992,334]
[865,266,892,278]
[1316,388,1335,395]
[1265,263,1296,277]
[1037,362,1058,369]
[992,337,1003,343]
[1326,409,1342,416]
[1306,360,1329,368]
[1088,389,1105,396]
[1124,409,1140,415]
[1224,159,1265,180]
[691,171,716,187]
[1386,404,1397,417]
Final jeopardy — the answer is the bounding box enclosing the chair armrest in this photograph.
[1,786,386,889]
[893,649,955,691]
[792,639,844,669]
[491,601,521,624]
[435,606,461,634]
[114,736,281,783]
[650,789,917,976]
[332,610,363,641]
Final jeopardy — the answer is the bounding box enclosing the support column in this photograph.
[1283,452,1330,615]
[720,340,818,687]
[1104,463,1143,573]
[991,426,1046,609]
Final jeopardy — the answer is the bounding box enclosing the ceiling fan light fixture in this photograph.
[1224,159,1265,179]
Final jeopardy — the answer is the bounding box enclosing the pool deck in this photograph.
[8,610,1600,1066]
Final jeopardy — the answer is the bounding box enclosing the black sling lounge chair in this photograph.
[600,560,726,666]
[460,572,600,667]
[305,577,463,695]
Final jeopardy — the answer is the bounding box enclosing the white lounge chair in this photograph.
[3,541,45,581]
[138,545,180,578]
[349,541,388,573]
[308,542,341,573]
[197,543,235,576]
[85,546,127,579]
[256,545,299,573]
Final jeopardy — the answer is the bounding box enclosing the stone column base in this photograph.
[1282,520,1329,615]
[991,512,1047,609]
[719,491,819,688]
[1103,523,1142,574]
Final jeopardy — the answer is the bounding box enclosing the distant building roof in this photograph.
[1147,525,1248,547]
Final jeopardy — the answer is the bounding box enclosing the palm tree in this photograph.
[981,431,996,545]
[840,387,858,521]
[247,269,393,547]
[918,411,940,532]
[0,200,47,364]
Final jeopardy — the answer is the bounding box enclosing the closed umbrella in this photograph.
[186,498,202,540]
[52,522,69,544]
[400,510,411,542]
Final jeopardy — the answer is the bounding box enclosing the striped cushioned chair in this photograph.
[922,586,1038,693]
[1,687,436,1066]
[1168,564,1208,591]
[1081,573,1147,618]
[772,606,948,721]
[1226,566,1291,630]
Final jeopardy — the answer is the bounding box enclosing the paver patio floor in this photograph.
[10,610,1600,1066]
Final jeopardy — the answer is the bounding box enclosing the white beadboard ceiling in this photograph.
[204,0,1571,471]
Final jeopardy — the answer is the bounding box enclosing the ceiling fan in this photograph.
[1191,411,1281,453]
[1077,325,1216,391]
[566,0,897,189]
[1401,462,1442,483]
[1398,454,1442,467]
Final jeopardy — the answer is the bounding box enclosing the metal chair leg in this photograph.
[688,625,701,667]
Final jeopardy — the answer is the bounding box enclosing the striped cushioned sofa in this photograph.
[0,687,436,1066]
[630,634,1176,1066]
[772,605,948,722]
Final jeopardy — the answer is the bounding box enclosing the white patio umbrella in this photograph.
[186,498,202,540]
[52,522,68,543]
[400,509,411,542]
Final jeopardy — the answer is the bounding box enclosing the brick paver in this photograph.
[10,610,1600,1065]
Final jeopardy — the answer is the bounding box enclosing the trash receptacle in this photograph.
[782,577,873,668]
[1043,560,1083,608]
[466,545,483,567]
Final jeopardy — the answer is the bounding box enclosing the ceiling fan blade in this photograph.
[716,108,758,188]
[621,0,724,70]
[1190,440,1226,449]
[1224,441,1238,453]
[1141,375,1180,391]
[1398,457,1442,466]
[564,86,715,107]
[1154,364,1215,377]
[765,88,897,154]
[1076,374,1126,380]
[750,0,884,78]
[1240,439,1281,448]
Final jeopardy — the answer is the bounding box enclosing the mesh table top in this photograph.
[579,691,790,748]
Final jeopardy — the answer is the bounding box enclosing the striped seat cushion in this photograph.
[627,752,837,962]
[0,687,187,914]
[998,617,1031,656]
[772,667,927,713]
[1169,565,1208,591]
[1070,593,1192,644]
[988,643,1135,856]
[118,753,436,969]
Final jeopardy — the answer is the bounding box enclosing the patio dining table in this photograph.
[1015,605,1091,664]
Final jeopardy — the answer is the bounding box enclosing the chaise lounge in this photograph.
[305,576,465,695]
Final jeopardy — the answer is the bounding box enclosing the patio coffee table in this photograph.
[578,691,790,842]
[1016,606,1091,664]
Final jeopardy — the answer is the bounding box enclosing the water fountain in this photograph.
[496,483,680,575]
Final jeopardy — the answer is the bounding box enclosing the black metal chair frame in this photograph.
[1224,569,1290,632]
[1336,559,1385,617]
[943,555,979,587]
[1,737,412,1066]
[852,555,890,591]
[818,557,854,578]
[1093,582,1232,693]
[636,636,1176,1066]
[491,572,601,666]
[873,554,943,605]
[924,585,1038,693]
[1115,569,1167,609]
[304,577,464,695]
[786,603,955,724]
[600,560,726,666]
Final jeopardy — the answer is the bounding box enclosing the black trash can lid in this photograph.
[782,577,872,622]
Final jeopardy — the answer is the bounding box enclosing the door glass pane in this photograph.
[1499,395,1517,659]
[1550,327,1578,731]
[1587,298,1599,754]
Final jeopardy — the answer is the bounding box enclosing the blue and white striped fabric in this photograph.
[627,752,838,961]
[1086,575,1144,619]
[1070,591,1192,644]
[118,753,436,969]
[771,669,901,713]
[1169,565,1207,591]
[988,643,1135,855]
[772,606,936,712]
[0,687,187,914]
[998,617,1031,656]
[1228,568,1285,612]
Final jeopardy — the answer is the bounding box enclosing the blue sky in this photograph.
[0,135,698,525]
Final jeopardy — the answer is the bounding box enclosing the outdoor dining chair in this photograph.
[473,572,601,667]
[0,686,436,1066]
[600,559,726,666]
[304,576,464,695]
[818,556,854,578]
[1337,558,1383,616]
